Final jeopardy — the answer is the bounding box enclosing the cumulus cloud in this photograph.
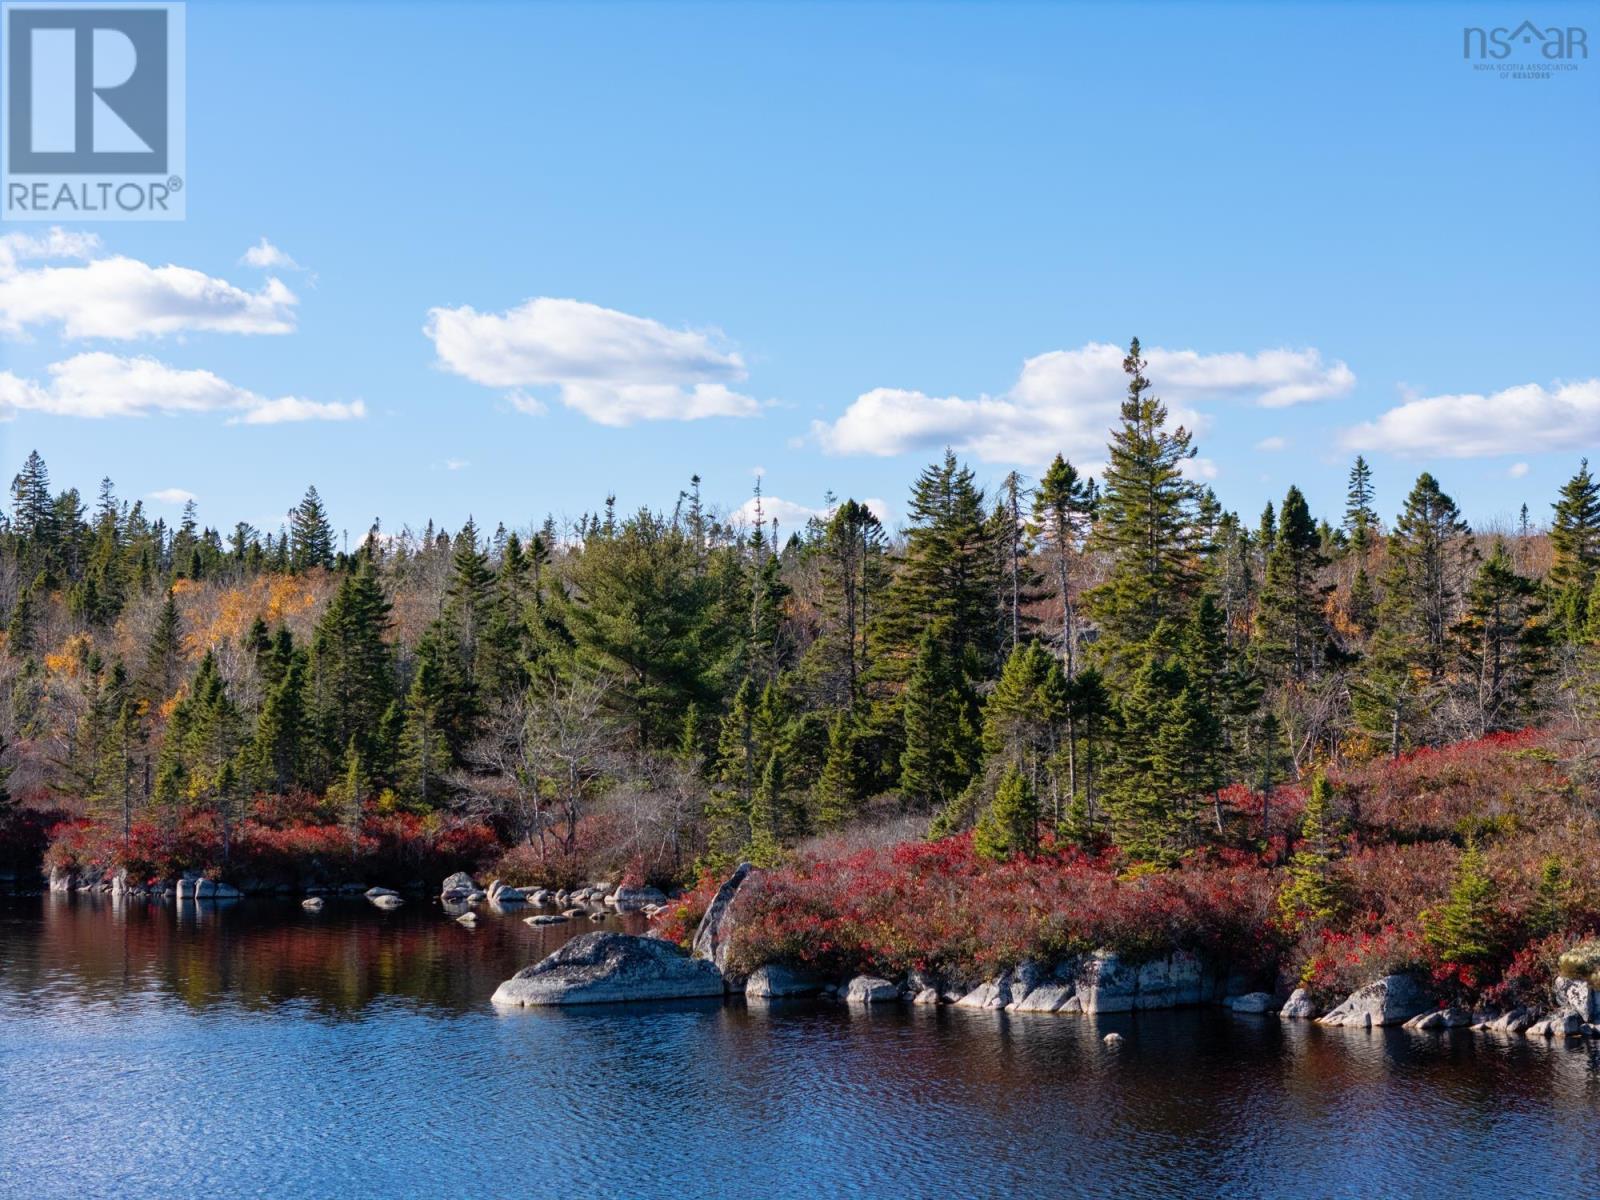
[148,487,197,505]
[0,353,365,424]
[813,342,1352,466]
[424,297,760,426]
[1255,435,1288,452]
[240,237,302,271]
[1342,379,1600,458]
[733,494,892,529]
[0,227,297,339]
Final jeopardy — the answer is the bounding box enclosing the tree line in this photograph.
[3,337,1598,875]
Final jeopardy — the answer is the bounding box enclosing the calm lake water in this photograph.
[3,895,1599,1198]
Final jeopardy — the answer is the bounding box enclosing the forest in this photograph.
[3,339,1600,1001]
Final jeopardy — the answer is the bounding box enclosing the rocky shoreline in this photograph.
[492,864,1600,1044]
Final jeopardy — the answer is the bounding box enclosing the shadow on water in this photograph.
[2,894,1598,1199]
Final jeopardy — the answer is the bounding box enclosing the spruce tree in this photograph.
[974,762,1039,861]
[1453,538,1546,735]
[309,558,394,773]
[1548,459,1600,640]
[814,709,866,828]
[1031,454,1095,675]
[1088,339,1201,677]
[141,589,183,703]
[1424,839,1500,965]
[1277,772,1342,930]
[899,619,978,811]
[289,485,336,572]
[1256,485,1330,682]
[1343,456,1378,553]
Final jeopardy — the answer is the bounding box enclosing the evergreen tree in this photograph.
[1278,772,1342,930]
[308,559,394,773]
[1088,339,1201,676]
[1424,839,1500,965]
[1453,538,1546,735]
[899,620,978,810]
[289,485,335,572]
[250,657,309,794]
[1548,459,1600,640]
[982,640,1067,819]
[141,589,183,703]
[1256,485,1330,681]
[1031,454,1095,675]
[813,709,867,828]
[1343,455,1378,553]
[974,762,1039,861]
[876,450,998,680]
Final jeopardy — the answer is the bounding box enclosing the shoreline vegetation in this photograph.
[3,339,1600,1029]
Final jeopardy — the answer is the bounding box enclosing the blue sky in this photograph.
[2,0,1597,545]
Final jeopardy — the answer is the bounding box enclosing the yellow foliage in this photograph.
[43,633,93,678]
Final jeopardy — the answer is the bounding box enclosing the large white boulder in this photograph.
[1317,974,1430,1028]
[691,862,753,973]
[491,933,725,1006]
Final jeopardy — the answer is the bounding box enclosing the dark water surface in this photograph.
[3,895,1599,1198]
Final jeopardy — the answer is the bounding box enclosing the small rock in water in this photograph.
[369,893,405,909]
[589,911,608,921]
[1103,1032,1124,1046]
[527,913,569,925]
[301,897,325,911]
[457,912,478,925]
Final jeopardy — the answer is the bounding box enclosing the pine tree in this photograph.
[10,450,54,549]
[1183,595,1258,832]
[982,640,1067,818]
[1104,629,1193,864]
[991,472,1042,655]
[1548,459,1600,640]
[974,762,1039,861]
[1088,339,1201,676]
[289,485,335,572]
[813,499,887,706]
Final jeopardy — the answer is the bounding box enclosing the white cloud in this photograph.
[1342,379,1600,458]
[813,342,1353,466]
[240,237,302,271]
[0,228,297,339]
[0,353,365,425]
[424,296,760,426]
[733,494,892,529]
[148,487,197,505]
[1508,461,1530,478]
[1181,456,1220,481]
[444,457,470,471]
[1255,435,1288,452]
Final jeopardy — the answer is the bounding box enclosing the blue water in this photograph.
[2,895,1598,1198]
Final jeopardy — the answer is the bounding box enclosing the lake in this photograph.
[2,894,1598,1198]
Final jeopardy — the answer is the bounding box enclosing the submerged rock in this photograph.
[301,897,325,911]
[745,964,822,999]
[369,893,405,909]
[1103,1032,1124,1047]
[1230,992,1278,1014]
[1318,974,1430,1028]
[491,933,725,1006]
[527,913,569,925]
[691,862,753,973]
